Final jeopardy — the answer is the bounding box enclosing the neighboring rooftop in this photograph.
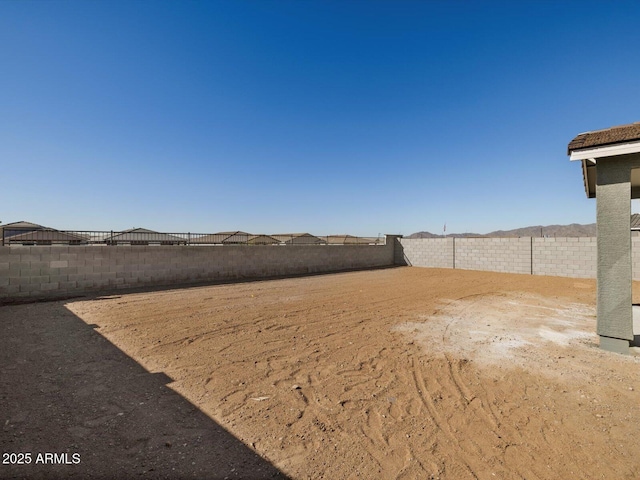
[0,221,48,230]
[104,228,186,244]
[326,235,378,245]
[271,233,325,244]
[568,122,640,154]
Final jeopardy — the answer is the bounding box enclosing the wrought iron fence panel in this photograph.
[1,228,385,247]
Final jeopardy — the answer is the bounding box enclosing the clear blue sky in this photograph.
[3,1,640,236]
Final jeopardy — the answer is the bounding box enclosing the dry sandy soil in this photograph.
[2,267,640,479]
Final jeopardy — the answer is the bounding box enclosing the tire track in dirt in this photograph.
[421,292,625,480]
[66,268,640,480]
[411,358,488,478]
[438,296,549,479]
[401,293,561,479]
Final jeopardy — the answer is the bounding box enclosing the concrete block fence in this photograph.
[399,238,454,269]
[456,237,531,274]
[5,234,640,302]
[532,237,597,278]
[397,236,612,279]
[0,238,398,302]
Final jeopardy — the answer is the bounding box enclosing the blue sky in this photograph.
[2,1,640,236]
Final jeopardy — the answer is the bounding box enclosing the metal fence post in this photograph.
[530,236,534,275]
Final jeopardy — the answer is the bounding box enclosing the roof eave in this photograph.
[569,140,640,161]
[582,160,594,199]
[569,141,640,199]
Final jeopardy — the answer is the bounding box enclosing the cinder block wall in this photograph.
[398,238,454,268]
[398,236,639,280]
[0,242,394,302]
[455,237,531,274]
[532,237,597,278]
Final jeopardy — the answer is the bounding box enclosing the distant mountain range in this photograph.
[408,223,597,238]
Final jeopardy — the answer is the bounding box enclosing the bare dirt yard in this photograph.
[3,267,640,479]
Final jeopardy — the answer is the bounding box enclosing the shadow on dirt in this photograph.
[0,301,290,479]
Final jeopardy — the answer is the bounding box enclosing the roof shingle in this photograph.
[568,122,640,154]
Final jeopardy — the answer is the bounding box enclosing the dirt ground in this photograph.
[3,267,640,479]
